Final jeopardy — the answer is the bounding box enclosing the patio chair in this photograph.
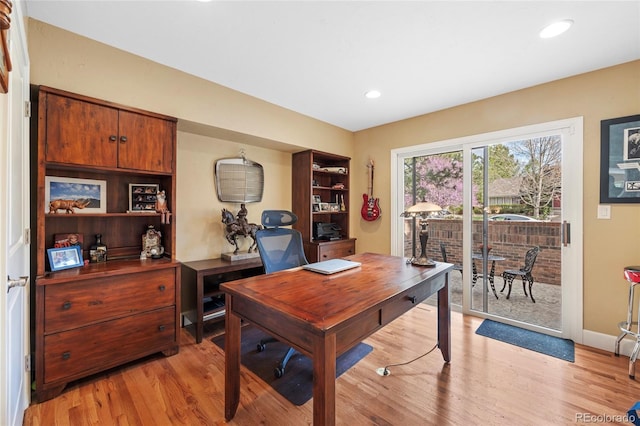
[500,246,540,303]
[440,242,463,276]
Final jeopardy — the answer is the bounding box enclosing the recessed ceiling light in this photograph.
[365,90,381,99]
[539,19,574,39]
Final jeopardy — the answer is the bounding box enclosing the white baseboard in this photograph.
[583,328,638,357]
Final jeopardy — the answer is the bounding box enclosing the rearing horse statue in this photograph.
[221,208,262,254]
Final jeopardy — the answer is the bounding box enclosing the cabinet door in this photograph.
[45,94,118,167]
[117,110,174,173]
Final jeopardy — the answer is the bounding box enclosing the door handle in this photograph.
[562,221,571,247]
[7,275,29,293]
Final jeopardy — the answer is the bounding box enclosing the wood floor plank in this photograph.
[24,305,640,425]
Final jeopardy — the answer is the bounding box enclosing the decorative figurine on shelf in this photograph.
[142,225,164,259]
[221,205,262,255]
[155,190,172,225]
[49,199,91,214]
[89,233,107,263]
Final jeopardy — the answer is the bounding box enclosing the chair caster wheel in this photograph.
[257,343,265,352]
[274,367,284,378]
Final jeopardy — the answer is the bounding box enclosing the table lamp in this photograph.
[401,202,442,267]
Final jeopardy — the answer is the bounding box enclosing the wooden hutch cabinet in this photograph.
[32,86,181,402]
[292,150,356,262]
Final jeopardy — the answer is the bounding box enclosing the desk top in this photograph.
[182,256,262,273]
[221,252,452,333]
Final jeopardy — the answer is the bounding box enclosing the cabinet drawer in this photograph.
[317,239,355,261]
[44,268,176,334]
[43,306,175,384]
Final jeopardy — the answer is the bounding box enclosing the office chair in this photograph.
[254,210,309,378]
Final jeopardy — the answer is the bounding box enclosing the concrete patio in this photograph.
[427,270,562,330]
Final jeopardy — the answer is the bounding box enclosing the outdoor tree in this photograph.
[509,135,562,218]
[472,144,520,204]
[404,153,470,209]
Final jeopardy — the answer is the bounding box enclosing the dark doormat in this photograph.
[212,325,373,406]
[476,319,575,362]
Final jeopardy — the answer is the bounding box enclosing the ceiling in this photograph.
[23,1,640,132]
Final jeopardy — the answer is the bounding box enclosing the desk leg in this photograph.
[438,273,451,362]
[224,295,241,421]
[196,274,204,344]
[313,333,336,426]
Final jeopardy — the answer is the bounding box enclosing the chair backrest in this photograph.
[521,246,540,273]
[440,242,448,263]
[255,210,309,274]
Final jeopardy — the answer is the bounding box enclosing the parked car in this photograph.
[489,214,539,221]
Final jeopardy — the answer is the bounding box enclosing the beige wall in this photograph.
[27,18,640,339]
[353,60,640,336]
[27,19,354,263]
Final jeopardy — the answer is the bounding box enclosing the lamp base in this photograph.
[409,256,437,267]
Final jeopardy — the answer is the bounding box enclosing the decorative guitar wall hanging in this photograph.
[361,159,381,221]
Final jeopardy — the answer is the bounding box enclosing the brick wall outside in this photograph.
[403,219,561,286]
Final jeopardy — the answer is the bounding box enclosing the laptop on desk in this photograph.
[303,258,362,275]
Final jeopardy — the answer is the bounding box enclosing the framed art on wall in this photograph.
[45,176,107,214]
[600,114,640,203]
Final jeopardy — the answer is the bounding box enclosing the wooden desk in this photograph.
[222,252,453,425]
[180,257,263,343]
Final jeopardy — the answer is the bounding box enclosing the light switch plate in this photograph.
[597,204,611,219]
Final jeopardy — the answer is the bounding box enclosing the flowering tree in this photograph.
[404,153,474,210]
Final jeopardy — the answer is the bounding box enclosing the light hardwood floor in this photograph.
[24,305,640,425]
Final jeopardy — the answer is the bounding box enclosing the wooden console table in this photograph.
[181,257,263,343]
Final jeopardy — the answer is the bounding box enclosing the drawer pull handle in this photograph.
[62,351,71,360]
[158,325,165,332]
[408,296,417,304]
[120,136,127,143]
[109,135,117,142]
[158,285,166,291]
[62,301,72,310]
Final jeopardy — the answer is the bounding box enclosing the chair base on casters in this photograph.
[257,339,298,378]
[615,266,640,379]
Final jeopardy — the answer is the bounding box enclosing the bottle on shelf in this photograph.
[90,233,108,263]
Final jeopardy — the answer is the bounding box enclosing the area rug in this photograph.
[475,319,575,362]
[212,326,373,406]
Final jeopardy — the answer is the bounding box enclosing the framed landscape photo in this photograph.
[47,245,83,272]
[45,176,107,214]
[600,114,640,203]
[129,183,159,212]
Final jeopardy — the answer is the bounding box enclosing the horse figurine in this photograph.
[221,208,262,254]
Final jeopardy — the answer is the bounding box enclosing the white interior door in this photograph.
[1,7,31,425]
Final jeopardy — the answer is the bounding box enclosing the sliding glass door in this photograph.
[392,118,583,341]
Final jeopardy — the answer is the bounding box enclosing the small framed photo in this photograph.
[319,202,330,212]
[53,233,83,250]
[329,203,340,212]
[46,176,107,214]
[312,195,322,204]
[47,246,84,272]
[129,184,159,212]
[312,203,320,212]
